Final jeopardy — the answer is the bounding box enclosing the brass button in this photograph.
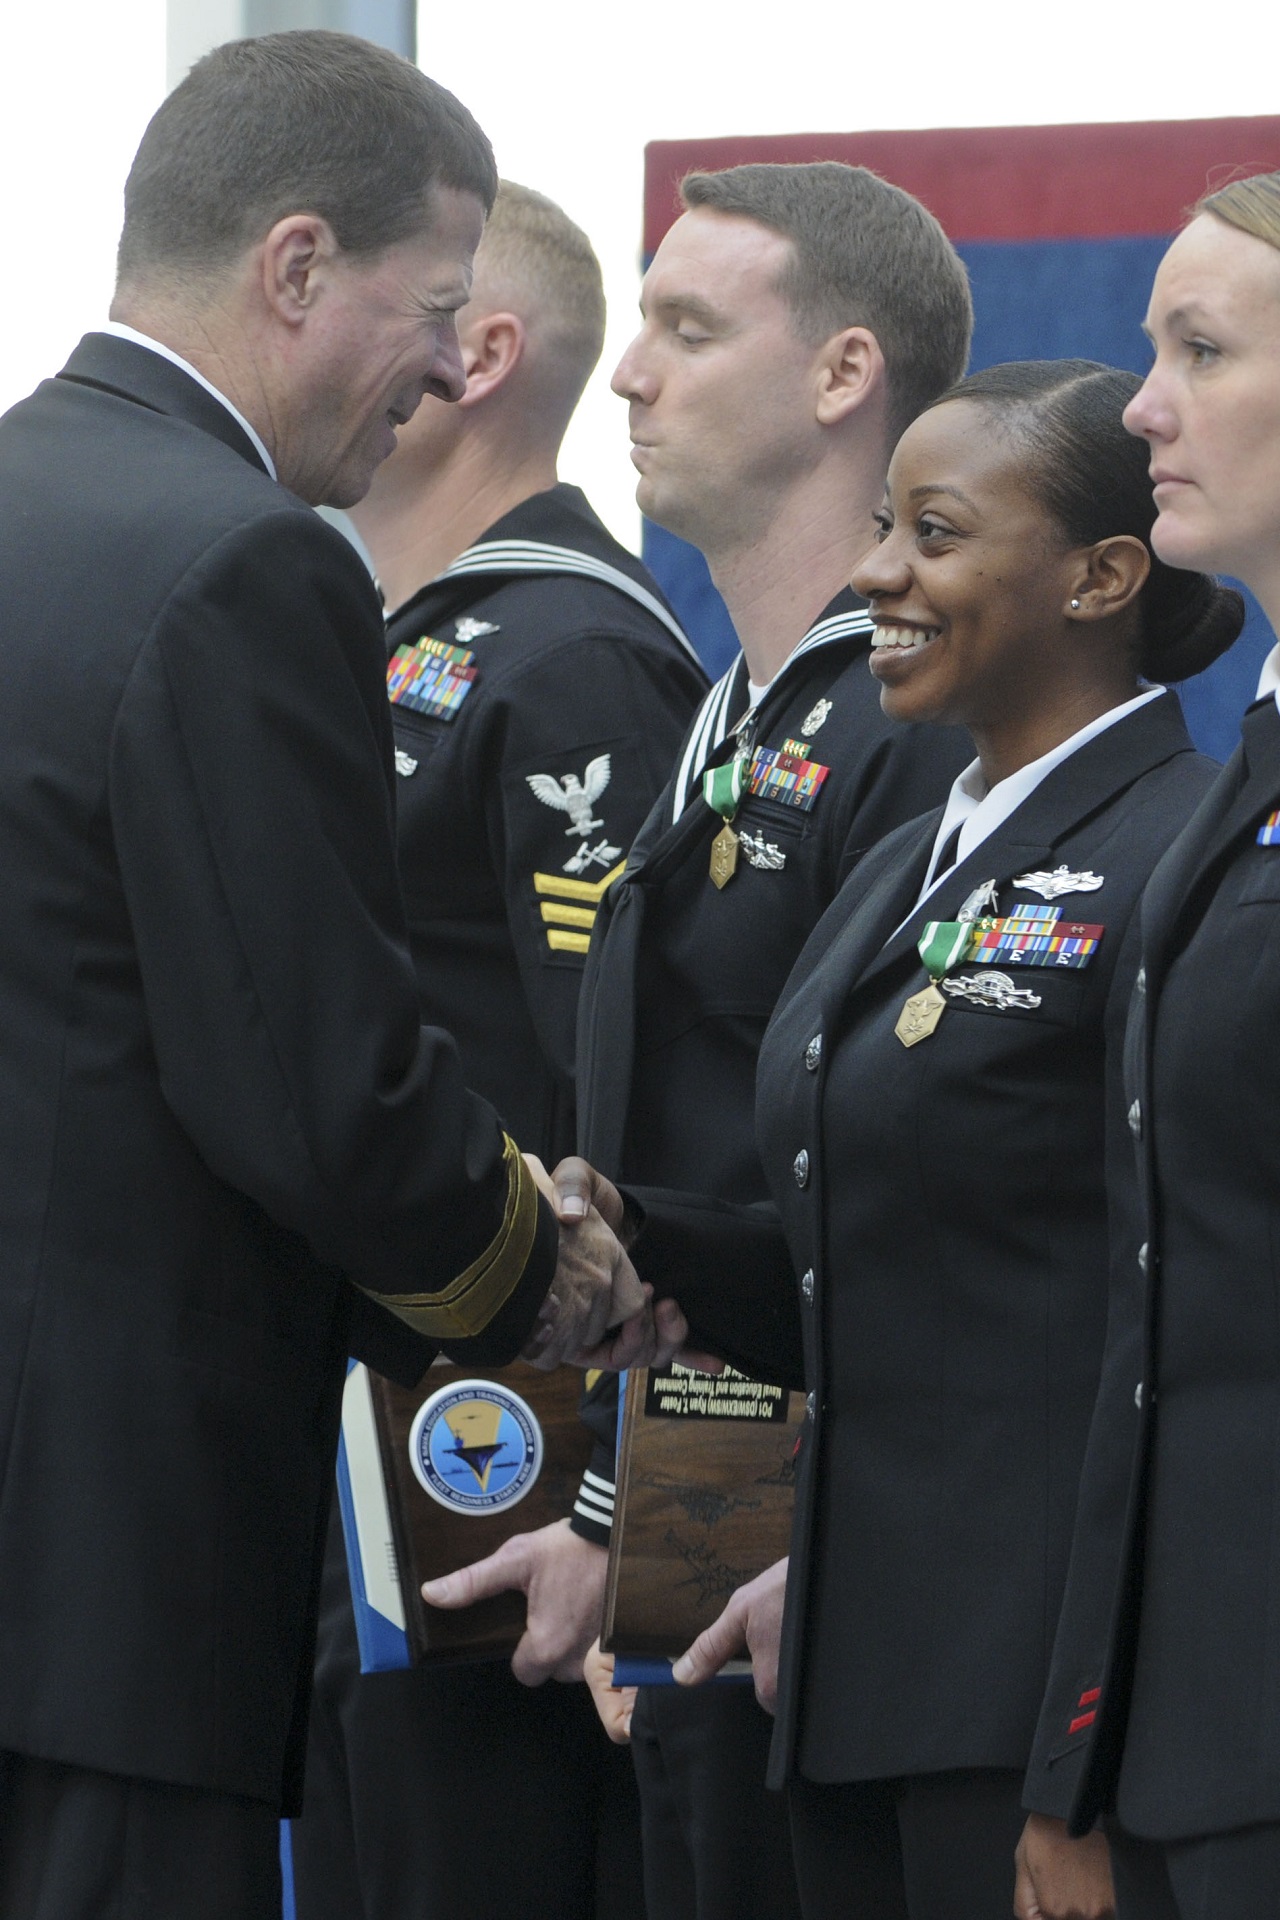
[805,1036,822,1072]
[793,1149,810,1188]
[801,1268,815,1303]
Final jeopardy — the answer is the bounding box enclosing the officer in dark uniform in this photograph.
[0,54,651,1920]
[1017,177,1280,1920]
[428,162,973,1920]
[289,183,706,1920]
[634,362,1243,1920]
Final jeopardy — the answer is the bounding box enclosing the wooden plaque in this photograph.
[372,1360,594,1662]
[601,1362,805,1660]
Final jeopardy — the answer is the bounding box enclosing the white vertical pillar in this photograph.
[166,0,413,93]
[166,0,245,90]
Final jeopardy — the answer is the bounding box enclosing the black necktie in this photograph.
[932,823,963,882]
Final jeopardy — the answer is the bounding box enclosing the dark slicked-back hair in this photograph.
[680,161,972,444]
[937,359,1244,682]
[117,29,497,285]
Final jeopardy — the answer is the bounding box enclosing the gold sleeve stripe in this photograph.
[540,901,597,929]
[533,860,626,904]
[357,1134,540,1341]
[547,929,591,954]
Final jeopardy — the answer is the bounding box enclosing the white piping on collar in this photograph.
[437,537,699,664]
[670,606,873,823]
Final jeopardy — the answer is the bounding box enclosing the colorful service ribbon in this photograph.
[917,904,1104,977]
[387,635,479,721]
[746,745,830,813]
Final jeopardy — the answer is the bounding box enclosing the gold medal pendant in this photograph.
[709,824,740,889]
[895,983,946,1048]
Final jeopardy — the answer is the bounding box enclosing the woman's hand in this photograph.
[1013,1814,1115,1920]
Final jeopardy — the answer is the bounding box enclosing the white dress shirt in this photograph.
[908,686,1166,919]
[1256,640,1280,714]
[101,321,277,482]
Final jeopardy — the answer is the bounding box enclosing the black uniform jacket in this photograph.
[578,592,969,1196]
[636,692,1215,1788]
[1025,693,1280,1844]
[0,336,558,1809]
[571,598,970,1518]
[386,484,706,1162]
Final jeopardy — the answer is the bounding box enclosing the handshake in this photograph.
[516,1155,704,1375]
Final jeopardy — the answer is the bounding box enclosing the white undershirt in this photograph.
[909,686,1166,919]
[746,677,770,709]
[100,321,277,482]
[1256,640,1280,715]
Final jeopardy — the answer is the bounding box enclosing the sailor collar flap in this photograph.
[385,485,695,662]
[668,593,873,824]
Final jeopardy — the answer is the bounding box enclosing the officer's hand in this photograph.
[420,1518,607,1685]
[584,1639,637,1744]
[1013,1814,1115,1920]
[547,1155,627,1235]
[520,1206,646,1371]
[671,1556,788,1714]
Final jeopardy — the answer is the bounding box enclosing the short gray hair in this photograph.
[117,29,497,284]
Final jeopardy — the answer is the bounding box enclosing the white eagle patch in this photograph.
[526,755,612,838]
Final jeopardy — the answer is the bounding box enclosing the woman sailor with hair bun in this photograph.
[628,356,1243,1919]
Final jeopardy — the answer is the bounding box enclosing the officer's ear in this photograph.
[457,312,525,409]
[814,326,885,428]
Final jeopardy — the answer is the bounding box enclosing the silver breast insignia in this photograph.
[1013,866,1104,900]
[800,698,833,736]
[738,828,787,871]
[941,970,1042,1011]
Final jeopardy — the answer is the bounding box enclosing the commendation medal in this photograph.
[710,824,740,887]
[703,755,748,890]
[895,919,975,1048]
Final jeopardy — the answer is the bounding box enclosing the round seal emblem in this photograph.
[408,1379,544,1515]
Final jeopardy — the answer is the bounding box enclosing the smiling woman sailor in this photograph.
[625,359,1243,1920]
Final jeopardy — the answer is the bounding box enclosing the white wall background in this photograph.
[2,0,1277,547]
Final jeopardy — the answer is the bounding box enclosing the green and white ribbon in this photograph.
[703,754,747,820]
[917,919,974,980]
